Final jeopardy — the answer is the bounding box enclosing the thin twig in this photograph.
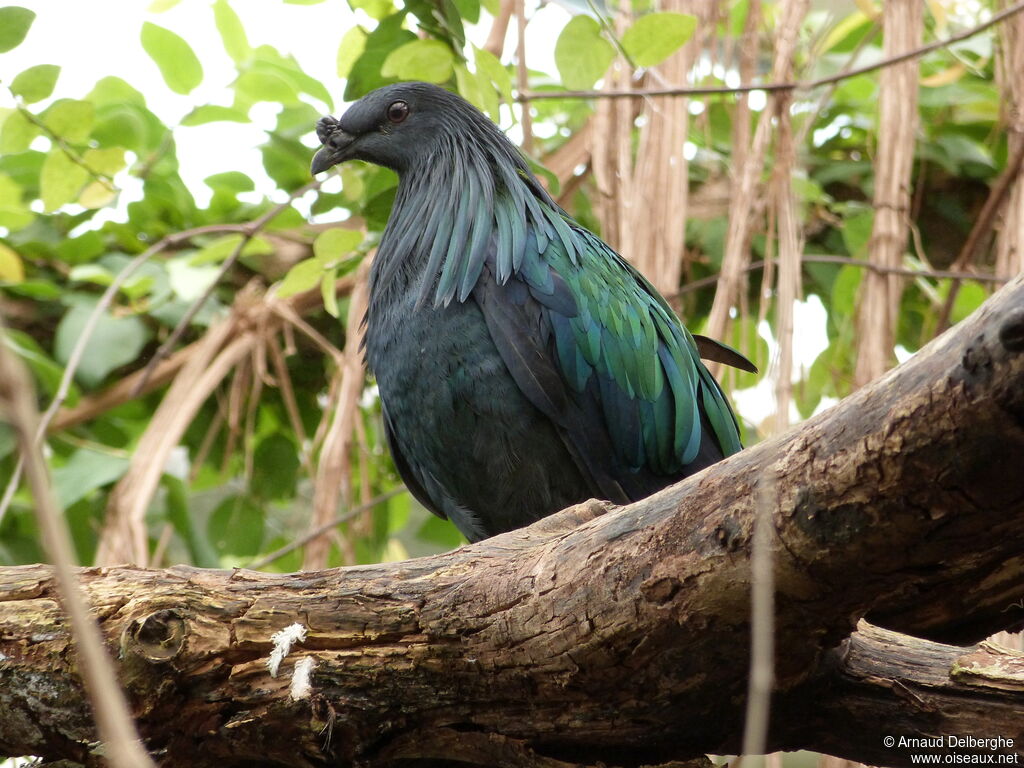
[515,0,533,155]
[672,253,1009,298]
[43,279,354,438]
[585,0,638,71]
[950,135,1024,270]
[793,19,881,150]
[266,333,316,479]
[14,102,115,187]
[246,486,407,570]
[131,179,322,397]
[519,1,1024,101]
[739,474,776,760]
[934,136,1024,332]
[484,0,514,57]
[0,317,156,768]
[0,222,256,523]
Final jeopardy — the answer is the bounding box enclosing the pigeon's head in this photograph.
[311,82,496,176]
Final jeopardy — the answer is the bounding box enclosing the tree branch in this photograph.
[767,622,1024,764]
[1,274,1023,767]
[518,1,1024,102]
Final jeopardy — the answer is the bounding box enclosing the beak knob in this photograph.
[311,124,356,176]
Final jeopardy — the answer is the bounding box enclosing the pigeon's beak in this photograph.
[311,129,356,175]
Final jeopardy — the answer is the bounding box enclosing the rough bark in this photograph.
[1,273,1024,768]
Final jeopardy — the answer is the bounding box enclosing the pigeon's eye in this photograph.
[386,101,409,124]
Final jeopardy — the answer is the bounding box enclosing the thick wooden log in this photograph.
[770,623,1024,764]
[1,274,1023,767]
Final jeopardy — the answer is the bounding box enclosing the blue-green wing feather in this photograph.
[473,195,743,491]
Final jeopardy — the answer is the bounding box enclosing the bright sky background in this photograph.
[2,0,575,205]
[2,0,832,431]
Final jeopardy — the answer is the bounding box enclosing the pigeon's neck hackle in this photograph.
[370,115,578,312]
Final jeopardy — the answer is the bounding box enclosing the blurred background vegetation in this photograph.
[0,0,1020,576]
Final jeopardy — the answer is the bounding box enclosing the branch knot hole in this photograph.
[642,576,682,605]
[124,609,187,663]
[999,306,1024,353]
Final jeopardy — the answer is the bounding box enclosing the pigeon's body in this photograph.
[313,82,753,542]
[368,285,589,540]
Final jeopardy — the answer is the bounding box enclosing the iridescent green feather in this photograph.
[424,145,742,475]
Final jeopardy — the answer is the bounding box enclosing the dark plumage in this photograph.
[312,82,754,542]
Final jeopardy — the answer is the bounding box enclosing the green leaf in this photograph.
[204,171,255,192]
[0,6,35,52]
[252,433,301,499]
[451,0,479,24]
[78,181,117,209]
[2,329,71,399]
[322,266,339,317]
[0,241,24,282]
[417,513,466,548]
[0,205,31,231]
[163,475,219,568]
[208,495,265,557]
[148,0,182,10]
[279,229,362,300]
[54,301,151,387]
[40,149,89,212]
[0,172,31,230]
[235,70,299,105]
[212,0,251,63]
[475,65,500,121]
[10,64,60,104]
[260,140,309,190]
[350,0,394,20]
[52,449,130,509]
[190,234,271,265]
[191,236,243,265]
[88,76,147,108]
[936,134,993,172]
[338,164,364,202]
[454,62,483,111]
[249,53,333,110]
[345,13,417,100]
[313,228,363,261]
[382,39,455,84]
[181,105,250,126]
[55,230,105,265]
[68,264,115,286]
[278,257,325,297]
[830,264,862,318]
[555,15,615,90]
[43,99,95,144]
[840,207,874,258]
[0,109,38,153]
[822,10,872,53]
[950,282,987,324]
[337,26,368,79]
[474,46,513,105]
[91,105,147,152]
[622,12,696,67]
[2,280,62,300]
[167,258,220,301]
[83,147,126,176]
[141,22,204,95]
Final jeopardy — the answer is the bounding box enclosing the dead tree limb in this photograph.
[1,273,1023,768]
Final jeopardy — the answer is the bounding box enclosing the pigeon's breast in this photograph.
[363,290,590,538]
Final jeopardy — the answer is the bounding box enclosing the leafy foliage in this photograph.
[0,0,1010,572]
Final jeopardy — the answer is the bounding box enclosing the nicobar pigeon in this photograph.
[311,82,755,543]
